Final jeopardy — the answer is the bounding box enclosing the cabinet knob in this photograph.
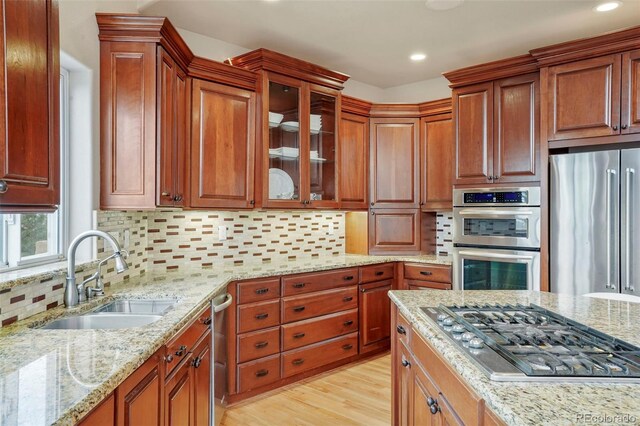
[192,357,202,368]
[401,358,411,368]
[175,345,187,356]
[370,202,374,206]
[613,125,619,131]
[164,355,174,363]
[0,180,7,194]
[173,195,183,202]
[430,404,440,415]
[396,325,406,335]
[622,124,628,130]
[487,176,493,182]
[201,316,212,326]
[161,191,171,197]
[250,199,255,205]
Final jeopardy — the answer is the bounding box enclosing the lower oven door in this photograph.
[453,247,540,291]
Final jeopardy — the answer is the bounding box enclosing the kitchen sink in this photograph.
[40,313,163,330]
[92,299,178,315]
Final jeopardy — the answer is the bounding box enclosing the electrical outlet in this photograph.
[327,225,335,235]
[218,225,227,241]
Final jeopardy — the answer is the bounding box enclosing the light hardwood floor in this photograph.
[221,353,391,426]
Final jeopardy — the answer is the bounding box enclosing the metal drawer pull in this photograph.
[0,180,7,193]
[254,288,269,295]
[396,325,406,335]
[201,317,212,325]
[164,355,174,363]
[255,369,269,377]
[254,341,269,348]
[401,358,410,368]
[292,358,305,366]
[293,306,306,312]
[293,283,306,289]
[342,344,353,350]
[344,275,354,281]
[175,345,187,356]
[255,313,269,320]
[343,320,354,326]
[343,296,353,302]
[192,357,202,368]
[375,271,384,276]
[293,332,306,339]
[420,271,433,276]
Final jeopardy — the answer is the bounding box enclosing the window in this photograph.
[0,68,69,270]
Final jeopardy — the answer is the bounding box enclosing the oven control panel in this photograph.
[463,191,528,204]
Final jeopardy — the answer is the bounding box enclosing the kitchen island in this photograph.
[389,290,640,426]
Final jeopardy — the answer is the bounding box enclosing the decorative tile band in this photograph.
[436,212,453,256]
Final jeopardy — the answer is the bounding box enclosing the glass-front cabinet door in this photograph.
[263,74,340,208]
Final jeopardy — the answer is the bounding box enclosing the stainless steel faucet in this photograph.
[65,230,129,307]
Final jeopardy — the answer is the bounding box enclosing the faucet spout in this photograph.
[65,230,129,307]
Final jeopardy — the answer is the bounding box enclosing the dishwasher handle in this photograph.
[212,293,233,313]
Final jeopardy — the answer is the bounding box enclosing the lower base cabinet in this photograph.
[118,350,164,426]
[359,279,392,353]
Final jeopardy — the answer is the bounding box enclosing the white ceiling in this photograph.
[140,0,640,88]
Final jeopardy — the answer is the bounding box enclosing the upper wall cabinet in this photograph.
[0,0,59,211]
[339,109,369,210]
[369,118,420,209]
[227,49,349,209]
[623,50,640,135]
[97,14,257,210]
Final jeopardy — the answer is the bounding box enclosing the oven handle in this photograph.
[457,250,535,262]
[457,209,535,216]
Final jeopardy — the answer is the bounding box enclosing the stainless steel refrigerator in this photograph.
[550,149,639,297]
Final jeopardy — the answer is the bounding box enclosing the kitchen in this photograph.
[0,0,639,425]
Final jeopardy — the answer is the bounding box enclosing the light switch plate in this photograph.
[218,225,227,241]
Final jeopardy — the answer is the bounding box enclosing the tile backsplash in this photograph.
[436,212,454,256]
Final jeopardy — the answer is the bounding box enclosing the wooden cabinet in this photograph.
[369,209,420,254]
[392,310,413,426]
[359,279,391,353]
[157,47,188,207]
[78,393,115,426]
[370,118,419,208]
[165,353,194,426]
[192,335,211,426]
[622,49,640,135]
[0,0,59,210]
[339,112,369,209]
[188,79,256,208]
[420,114,453,210]
[454,74,539,185]
[116,350,164,426]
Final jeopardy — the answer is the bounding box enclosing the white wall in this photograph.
[177,28,249,62]
[381,76,452,103]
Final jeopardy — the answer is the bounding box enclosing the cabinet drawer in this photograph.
[237,326,280,364]
[282,268,358,296]
[282,286,357,323]
[165,306,211,377]
[237,300,280,334]
[237,278,281,304]
[281,332,358,378]
[412,332,481,425]
[282,309,359,351]
[395,312,411,347]
[407,280,452,290]
[237,354,281,393]
[359,263,395,284]
[403,263,451,283]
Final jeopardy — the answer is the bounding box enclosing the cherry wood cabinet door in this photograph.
[0,0,59,209]
[420,115,453,210]
[370,118,419,209]
[547,54,621,141]
[622,50,640,135]
[189,79,256,208]
[165,354,194,426]
[339,112,369,209]
[78,393,115,426]
[116,351,164,426]
[453,82,493,185]
[359,279,392,351]
[157,47,187,207]
[397,342,414,426]
[493,73,540,183]
[192,333,212,426]
[369,209,420,255]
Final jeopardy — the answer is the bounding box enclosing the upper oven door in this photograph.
[453,207,540,249]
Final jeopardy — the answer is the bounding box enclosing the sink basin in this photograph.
[40,313,163,330]
[92,299,178,315]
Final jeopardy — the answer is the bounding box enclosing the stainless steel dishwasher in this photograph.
[211,292,233,426]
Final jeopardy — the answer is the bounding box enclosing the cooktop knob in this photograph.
[461,332,475,341]
[451,324,466,333]
[442,317,455,326]
[436,313,449,322]
[468,338,485,349]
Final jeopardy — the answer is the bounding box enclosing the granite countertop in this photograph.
[388,290,640,426]
[0,253,450,425]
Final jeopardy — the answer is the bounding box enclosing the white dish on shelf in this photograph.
[269,168,295,200]
[280,121,300,132]
[268,112,284,129]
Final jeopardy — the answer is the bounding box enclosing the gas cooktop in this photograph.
[421,304,640,382]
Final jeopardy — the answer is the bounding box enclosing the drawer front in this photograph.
[237,354,281,393]
[412,332,481,425]
[237,326,280,363]
[360,263,395,284]
[282,268,359,296]
[166,306,212,377]
[282,286,358,323]
[404,263,451,283]
[282,309,359,351]
[395,312,411,347]
[406,280,452,290]
[237,278,281,304]
[237,299,280,334]
[281,332,358,378]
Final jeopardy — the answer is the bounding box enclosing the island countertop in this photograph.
[388,290,640,426]
[0,253,450,425]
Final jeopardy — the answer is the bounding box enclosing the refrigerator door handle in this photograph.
[606,169,616,290]
[625,168,635,292]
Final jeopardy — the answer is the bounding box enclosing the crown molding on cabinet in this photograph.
[341,95,373,116]
[443,54,539,88]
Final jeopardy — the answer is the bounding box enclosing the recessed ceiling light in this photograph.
[593,1,622,12]
[425,0,464,11]
[410,53,427,61]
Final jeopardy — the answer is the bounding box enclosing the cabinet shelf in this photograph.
[268,152,328,163]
